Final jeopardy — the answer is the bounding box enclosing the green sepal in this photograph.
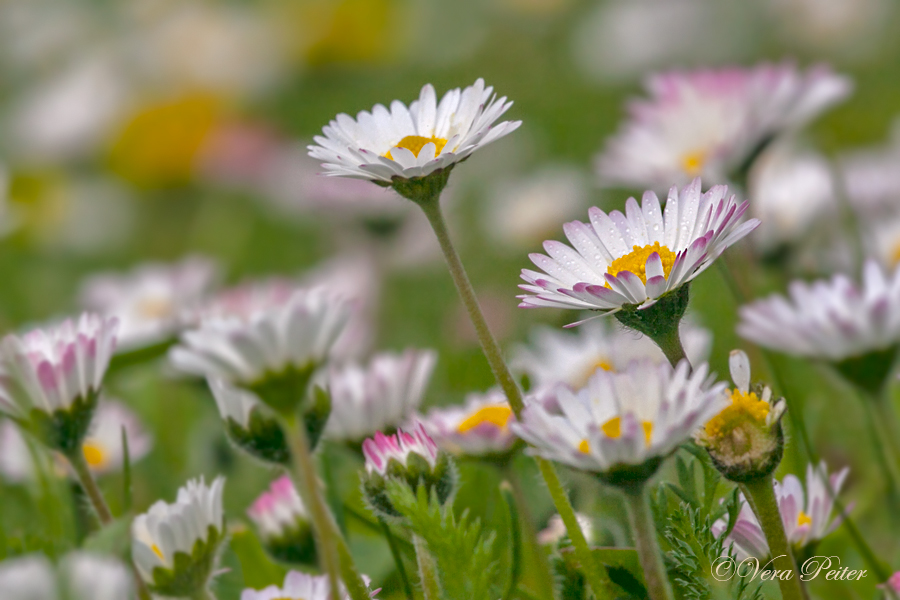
[595,456,664,491]
[262,523,317,566]
[708,422,785,484]
[614,284,690,345]
[833,345,899,398]
[225,409,290,466]
[246,363,316,419]
[362,452,457,521]
[303,385,331,451]
[28,389,100,456]
[147,523,225,597]
[389,165,455,205]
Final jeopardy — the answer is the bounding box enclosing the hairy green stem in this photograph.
[654,326,690,370]
[860,393,900,501]
[623,484,674,600]
[739,476,809,600]
[418,194,614,597]
[66,450,114,525]
[380,519,414,600]
[414,534,442,600]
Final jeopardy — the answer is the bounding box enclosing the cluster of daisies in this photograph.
[2,64,900,600]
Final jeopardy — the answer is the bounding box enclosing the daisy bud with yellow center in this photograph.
[695,350,786,483]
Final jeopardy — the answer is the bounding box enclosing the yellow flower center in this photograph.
[602,416,654,447]
[137,297,175,319]
[889,241,900,267]
[574,358,614,389]
[82,441,108,469]
[578,439,591,454]
[151,544,165,561]
[457,405,513,433]
[704,389,770,440]
[797,511,812,527]
[605,243,677,287]
[385,135,448,160]
[682,150,707,177]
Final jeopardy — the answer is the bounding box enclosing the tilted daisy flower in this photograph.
[417,388,519,458]
[0,552,134,600]
[326,349,437,442]
[0,314,118,455]
[79,255,219,350]
[308,78,520,185]
[170,286,350,416]
[132,476,226,597]
[595,63,851,190]
[712,462,850,561]
[247,475,315,565]
[518,180,758,334]
[511,359,728,486]
[241,570,378,600]
[738,260,900,392]
[511,318,711,390]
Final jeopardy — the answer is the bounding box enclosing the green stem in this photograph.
[285,419,370,600]
[500,482,523,600]
[418,194,614,598]
[190,588,217,600]
[654,326,690,370]
[414,534,442,600]
[860,393,900,500]
[66,450,114,525]
[380,518,414,600]
[739,476,809,600]
[622,484,674,600]
[502,469,556,600]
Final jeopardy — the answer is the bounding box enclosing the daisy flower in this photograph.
[712,462,850,560]
[518,179,758,315]
[326,349,437,442]
[0,552,134,600]
[79,255,219,350]
[417,388,519,458]
[207,378,290,464]
[132,476,226,597]
[241,570,378,600]
[247,475,315,565]
[595,63,851,190]
[511,359,727,486]
[511,318,711,390]
[308,78,520,184]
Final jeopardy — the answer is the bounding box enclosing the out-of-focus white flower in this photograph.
[537,513,595,546]
[0,551,134,600]
[713,462,850,560]
[860,210,900,269]
[132,477,226,596]
[519,180,757,314]
[512,360,727,484]
[595,64,851,190]
[511,319,711,389]
[241,570,378,600]
[363,423,440,477]
[327,350,437,442]
[247,475,316,565]
[484,166,588,250]
[418,388,518,457]
[79,256,220,350]
[748,141,836,250]
[308,78,520,183]
[840,120,900,214]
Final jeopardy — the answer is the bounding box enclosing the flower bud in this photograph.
[247,476,316,566]
[361,423,456,520]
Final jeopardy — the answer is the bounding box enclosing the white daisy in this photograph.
[247,475,316,565]
[326,349,437,442]
[241,570,378,600]
[0,552,134,600]
[518,179,758,314]
[737,260,900,361]
[511,318,711,390]
[511,359,727,483]
[417,388,518,457]
[78,255,219,350]
[308,78,521,183]
[595,63,851,190]
[840,119,900,214]
[132,476,226,593]
[712,462,850,560]
[537,513,595,546]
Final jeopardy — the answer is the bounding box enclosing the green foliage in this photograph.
[385,480,499,600]
[148,524,225,597]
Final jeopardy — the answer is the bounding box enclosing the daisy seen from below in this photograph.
[248,475,316,565]
[325,349,437,442]
[417,388,519,458]
[308,78,520,189]
[207,378,291,465]
[712,462,850,561]
[132,476,226,597]
[595,63,851,190]
[241,570,378,600]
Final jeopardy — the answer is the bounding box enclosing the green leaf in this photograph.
[562,547,647,599]
[228,526,287,589]
[82,517,132,559]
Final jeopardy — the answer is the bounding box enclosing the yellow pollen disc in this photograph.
[137,297,174,319]
[601,417,653,446]
[797,511,812,527]
[458,405,513,433]
[682,150,707,177]
[82,442,108,469]
[889,241,900,267]
[385,135,448,160]
[704,389,770,440]
[578,439,591,454]
[151,544,165,561]
[605,242,677,287]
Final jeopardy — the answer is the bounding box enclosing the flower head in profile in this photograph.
[132,476,226,597]
[0,552,134,600]
[326,349,437,442]
[308,78,520,188]
[79,256,219,350]
[241,570,378,600]
[518,180,758,318]
[713,462,850,561]
[596,63,851,190]
[248,476,315,565]
[0,314,118,454]
[418,388,519,458]
[208,378,291,465]
[695,351,786,482]
[511,359,727,487]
